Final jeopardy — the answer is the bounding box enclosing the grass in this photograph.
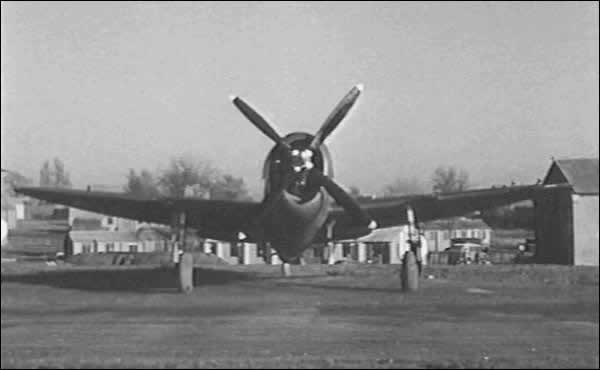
[2,263,598,369]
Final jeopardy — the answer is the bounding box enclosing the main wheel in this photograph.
[401,251,419,292]
[281,263,292,277]
[178,253,194,294]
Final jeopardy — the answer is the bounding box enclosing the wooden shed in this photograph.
[534,158,599,265]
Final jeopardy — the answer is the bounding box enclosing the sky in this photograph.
[1,1,598,199]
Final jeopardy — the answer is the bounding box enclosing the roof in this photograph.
[422,217,491,230]
[136,226,171,240]
[69,230,138,243]
[349,217,491,243]
[357,226,405,243]
[544,158,599,194]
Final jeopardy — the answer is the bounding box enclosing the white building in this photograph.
[333,217,492,264]
[68,229,171,255]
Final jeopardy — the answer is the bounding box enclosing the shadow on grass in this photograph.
[275,281,403,294]
[1,266,260,293]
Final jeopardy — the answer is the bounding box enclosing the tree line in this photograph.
[124,156,251,201]
[2,156,250,201]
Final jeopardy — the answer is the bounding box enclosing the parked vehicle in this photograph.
[444,238,489,265]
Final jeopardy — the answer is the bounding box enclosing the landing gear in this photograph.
[171,211,193,294]
[178,253,194,294]
[281,262,292,277]
[401,250,419,292]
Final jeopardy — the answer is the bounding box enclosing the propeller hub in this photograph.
[291,147,315,174]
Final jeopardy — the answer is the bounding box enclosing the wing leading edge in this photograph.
[329,184,565,238]
[15,187,262,241]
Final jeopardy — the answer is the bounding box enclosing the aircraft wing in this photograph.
[328,184,557,238]
[15,187,262,241]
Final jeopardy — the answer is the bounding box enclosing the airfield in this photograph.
[1,262,598,369]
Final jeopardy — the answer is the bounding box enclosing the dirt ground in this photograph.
[1,263,598,368]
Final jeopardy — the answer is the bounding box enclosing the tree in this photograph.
[382,177,424,197]
[39,158,72,188]
[39,161,51,187]
[210,174,251,201]
[431,166,469,193]
[158,156,218,198]
[2,170,32,197]
[124,155,252,201]
[124,169,161,199]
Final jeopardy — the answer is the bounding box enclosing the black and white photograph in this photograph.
[1,1,598,368]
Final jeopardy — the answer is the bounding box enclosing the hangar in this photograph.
[534,158,599,265]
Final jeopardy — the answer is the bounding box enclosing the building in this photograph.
[534,158,599,265]
[204,241,279,265]
[422,217,492,252]
[70,230,141,255]
[331,217,491,264]
[1,195,30,230]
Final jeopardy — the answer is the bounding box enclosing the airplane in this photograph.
[14,84,551,281]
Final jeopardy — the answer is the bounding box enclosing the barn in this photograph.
[534,158,599,265]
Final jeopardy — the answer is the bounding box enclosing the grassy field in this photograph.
[1,263,598,369]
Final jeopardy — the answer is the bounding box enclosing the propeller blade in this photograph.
[310,84,363,150]
[231,96,289,148]
[310,169,377,229]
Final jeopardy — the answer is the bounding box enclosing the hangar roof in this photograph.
[544,158,599,195]
[354,217,491,243]
[70,230,138,243]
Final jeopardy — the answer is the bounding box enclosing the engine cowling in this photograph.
[262,132,333,202]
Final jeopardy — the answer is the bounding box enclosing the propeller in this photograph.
[231,96,290,150]
[309,168,377,229]
[309,84,363,150]
[231,84,376,230]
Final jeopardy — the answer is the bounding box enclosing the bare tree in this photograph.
[124,169,161,199]
[157,156,218,198]
[383,177,424,197]
[431,166,470,240]
[125,155,252,200]
[431,166,469,193]
[39,158,72,188]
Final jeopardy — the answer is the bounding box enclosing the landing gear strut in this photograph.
[281,263,292,277]
[172,211,193,294]
[401,206,420,292]
[401,250,419,292]
[178,253,194,294]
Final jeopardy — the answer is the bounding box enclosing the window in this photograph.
[128,244,138,253]
[106,243,115,252]
[442,231,449,240]
[106,217,114,225]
